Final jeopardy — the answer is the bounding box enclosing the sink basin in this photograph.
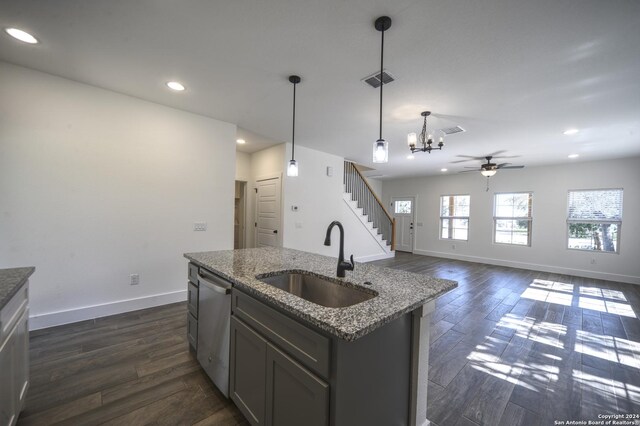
[257,271,376,308]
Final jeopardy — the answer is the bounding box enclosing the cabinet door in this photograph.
[187,282,198,318]
[187,313,198,351]
[230,316,267,426]
[13,310,29,410]
[265,343,329,426]
[0,324,17,426]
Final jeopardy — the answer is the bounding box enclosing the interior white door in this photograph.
[255,177,281,248]
[392,197,415,253]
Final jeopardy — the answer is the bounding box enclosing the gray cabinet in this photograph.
[230,316,267,425]
[265,343,329,426]
[0,283,29,426]
[187,262,199,352]
[230,295,330,426]
[229,288,413,426]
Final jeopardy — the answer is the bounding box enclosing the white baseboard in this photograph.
[29,290,187,331]
[355,251,396,263]
[413,249,640,285]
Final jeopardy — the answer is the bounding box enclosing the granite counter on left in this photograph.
[0,267,35,311]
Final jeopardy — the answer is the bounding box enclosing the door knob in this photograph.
[273,230,278,234]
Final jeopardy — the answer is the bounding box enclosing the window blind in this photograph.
[567,189,623,221]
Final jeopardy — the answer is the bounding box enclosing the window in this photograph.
[494,192,532,246]
[567,189,622,253]
[440,195,470,240]
[394,200,412,214]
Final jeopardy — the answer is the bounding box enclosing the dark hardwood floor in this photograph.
[18,253,640,425]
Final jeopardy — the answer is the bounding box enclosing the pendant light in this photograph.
[287,75,301,176]
[372,16,392,163]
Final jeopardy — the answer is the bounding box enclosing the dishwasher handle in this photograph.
[198,273,231,295]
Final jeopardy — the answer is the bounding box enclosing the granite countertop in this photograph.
[184,248,456,341]
[0,267,35,310]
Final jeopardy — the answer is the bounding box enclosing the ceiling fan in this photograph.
[460,156,525,177]
[450,150,519,164]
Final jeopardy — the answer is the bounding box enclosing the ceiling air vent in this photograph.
[362,70,395,88]
[440,126,466,135]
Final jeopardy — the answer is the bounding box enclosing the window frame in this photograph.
[493,191,533,247]
[439,194,470,241]
[566,188,623,254]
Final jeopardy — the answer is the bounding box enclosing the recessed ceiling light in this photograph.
[166,81,185,91]
[440,168,448,172]
[407,155,415,160]
[236,139,246,144]
[568,154,579,159]
[5,28,38,44]
[563,129,579,135]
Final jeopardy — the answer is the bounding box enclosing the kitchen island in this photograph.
[185,247,456,426]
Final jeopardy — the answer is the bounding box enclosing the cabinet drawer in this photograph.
[188,262,199,285]
[1,284,28,344]
[187,282,198,318]
[232,290,330,379]
[187,313,198,351]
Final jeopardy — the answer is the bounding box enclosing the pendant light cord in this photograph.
[379,28,384,141]
[292,81,296,161]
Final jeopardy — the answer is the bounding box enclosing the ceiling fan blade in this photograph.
[458,169,480,173]
[464,166,481,168]
[496,163,511,168]
[498,165,525,169]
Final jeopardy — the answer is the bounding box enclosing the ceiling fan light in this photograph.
[481,169,497,177]
[407,132,417,148]
[373,139,388,163]
[287,160,299,177]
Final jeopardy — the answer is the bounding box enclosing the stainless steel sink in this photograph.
[257,271,377,308]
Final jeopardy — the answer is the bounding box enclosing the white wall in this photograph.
[366,177,383,198]
[283,144,389,261]
[235,151,251,182]
[0,62,236,328]
[381,157,640,284]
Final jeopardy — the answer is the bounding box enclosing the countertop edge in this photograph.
[0,266,35,311]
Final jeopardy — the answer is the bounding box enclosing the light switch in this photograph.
[193,222,207,231]
[327,166,333,177]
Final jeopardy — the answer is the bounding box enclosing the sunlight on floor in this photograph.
[467,335,559,392]
[497,314,566,348]
[520,280,637,318]
[575,330,640,369]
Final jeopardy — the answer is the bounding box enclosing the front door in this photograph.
[255,177,281,248]
[392,197,415,253]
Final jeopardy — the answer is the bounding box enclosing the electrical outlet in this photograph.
[130,274,140,285]
[193,222,207,231]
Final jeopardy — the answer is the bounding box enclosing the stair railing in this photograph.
[343,161,395,250]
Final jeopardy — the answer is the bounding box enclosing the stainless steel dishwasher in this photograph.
[196,269,232,397]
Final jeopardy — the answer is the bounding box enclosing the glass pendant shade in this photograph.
[481,169,497,177]
[373,139,388,163]
[287,159,299,177]
[407,133,417,148]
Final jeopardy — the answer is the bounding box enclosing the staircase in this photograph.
[343,161,395,252]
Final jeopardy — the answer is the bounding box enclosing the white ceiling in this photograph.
[1,0,639,178]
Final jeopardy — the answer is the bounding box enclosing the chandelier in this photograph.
[407,111,444,154]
